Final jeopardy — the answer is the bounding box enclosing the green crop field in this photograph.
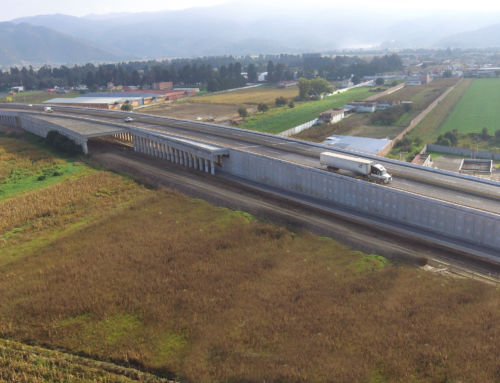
[407,79,472,143]
[241,87,373,133]
[439,78,500,135]
[1,128,500,382]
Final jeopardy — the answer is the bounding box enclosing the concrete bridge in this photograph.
[0,110,228,175]
[1,108,499,262]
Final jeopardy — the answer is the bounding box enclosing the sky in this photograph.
[3,0,500,21]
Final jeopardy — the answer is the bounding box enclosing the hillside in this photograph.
[437,23,500,48]
[11,6,500,61]
[0,22,116,67]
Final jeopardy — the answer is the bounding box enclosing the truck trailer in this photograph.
[320,151,392,184]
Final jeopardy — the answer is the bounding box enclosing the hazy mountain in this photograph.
[436,23,500,48]
[8,3,500,64]
[0,22,116,67]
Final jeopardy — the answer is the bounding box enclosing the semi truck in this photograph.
[320,151,392,184]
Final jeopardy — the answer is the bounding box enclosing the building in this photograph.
[257,72,268,82]
[153,82,173,91]
[277,81,297,88]
[375,100,401,110]
[319,108,344,123]
[406,73,432,86]
[10,86,24,92]
[344,101,377,113]
[337,80,353,89]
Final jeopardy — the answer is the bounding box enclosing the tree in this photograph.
[495,129,500,142]
[121,101,133,111]
[266,61,275,82]
[238,107,248,117]
[275,96,287,106]
[375,77,384,85]
[247,64,257,83]
[257,103,268,112]
[481,127,490,140]
[298,77,312,99]
[310,77,332,96]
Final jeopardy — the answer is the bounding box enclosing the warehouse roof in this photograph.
[44,97,142,105]
[323,135,391,155]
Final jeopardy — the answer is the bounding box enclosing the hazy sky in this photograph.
[3,0,500,21]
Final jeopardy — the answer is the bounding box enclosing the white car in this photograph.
[43,107,53,113]
[124,117,134,123]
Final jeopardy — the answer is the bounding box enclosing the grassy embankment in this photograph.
[240,87,373,134]
[1,130,500,382]
[0,90,79,104]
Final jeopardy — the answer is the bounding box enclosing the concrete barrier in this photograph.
[220,149,500,255]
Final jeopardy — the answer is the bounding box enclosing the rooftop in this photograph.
[44,97,143,105]
[323,135,391,155]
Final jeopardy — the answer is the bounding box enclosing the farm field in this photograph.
[405,79,472,143]
[241,87,373,133]
[188,85,299,105]
[384,78,459,127]
[139,101,247,124]
[0,90,79,104]
[294,114,401,142]
[1,129,500,382]
[140,85,299,124]
[0,338,169,383]
[295,79,458,144]
[439,78,500,135]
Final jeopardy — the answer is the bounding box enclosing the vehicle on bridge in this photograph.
[320,151,392,184]
[43,106,53,113]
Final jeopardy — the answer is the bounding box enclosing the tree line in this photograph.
[0,54,403,92]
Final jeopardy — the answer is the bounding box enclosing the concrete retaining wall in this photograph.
[221,149,500,254]
[427,144,500,161]
[278,118,319,137]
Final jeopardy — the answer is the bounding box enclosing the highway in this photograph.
[2,104,500,215]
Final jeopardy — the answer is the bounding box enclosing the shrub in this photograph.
[237,107,248,117]
[121,102,133,111]
[257,103,269,112]
[275,96,287,107]
[288,101,295,108]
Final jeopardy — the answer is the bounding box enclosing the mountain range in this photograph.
[3,3,500,67]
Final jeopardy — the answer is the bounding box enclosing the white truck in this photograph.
[320,151,392,184]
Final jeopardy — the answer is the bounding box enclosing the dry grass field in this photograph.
[0,338,170,382]
[188,85,299,105]
[1,132,500,383]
